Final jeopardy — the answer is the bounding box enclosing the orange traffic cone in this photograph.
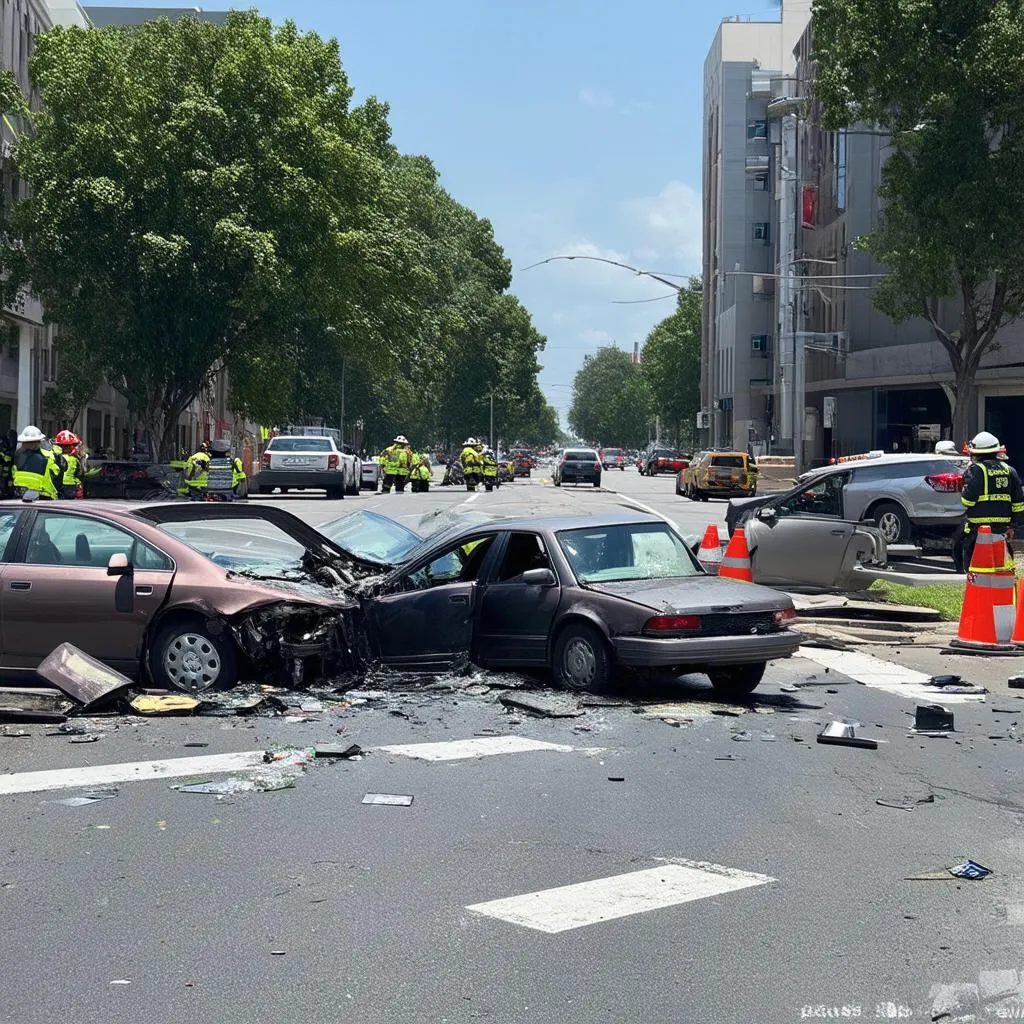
[697,524,723,575]
[950,526,1017,651]
[719,526,754,582]
[1011,579,1024,646]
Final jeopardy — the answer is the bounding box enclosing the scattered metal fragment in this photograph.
[991,707,1021,714]
[177,779,257,795]
[876,795,935,811]
[184,742,209,748]
[83,788,118,800]
[731,731,753,742]
[49,722,87,736]
[69,734,100,744]
[497,692,583,718]
[36,643,134,713]
[2,729,30,738]
[463,684,491,696]
[362,793,413,806]
[949,860,991,880]
[711,708,743,717]
[779,683,798,693]
[760,732,777,741]
[816,721,878,750]
[607,776,625,782]
[270,950,286,956]
[928,675,961,687]
[914,704,954,733]
[314,744,363,759]
[54,796,99,807]
[1009,676,1024,690]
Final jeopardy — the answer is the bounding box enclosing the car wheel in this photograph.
[326,486,344,500]
[675,477,684,496]
[149,620,239,693]
[346,482,360,496]
[873,501,910,544]
[708,662,766,698]
[554,480,561,487]
[553,622,611,692]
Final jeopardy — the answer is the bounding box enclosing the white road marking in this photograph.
[796,647,987,703]
[377,735,577,761]
[463,493,480,503]
[466,859,774,933]
[0,750,268,796]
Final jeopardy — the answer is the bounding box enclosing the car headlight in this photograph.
[773,608,796,625]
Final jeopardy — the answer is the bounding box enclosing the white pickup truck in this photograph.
[257,435,360,499]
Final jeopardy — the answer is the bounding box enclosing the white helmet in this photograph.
[17,425,45,443]
[934,440,958,455]
[394,435,408,444]
[464,437,477,445]
[968,431,1000,455]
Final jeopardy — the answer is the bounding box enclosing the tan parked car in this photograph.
[679,451,757,500]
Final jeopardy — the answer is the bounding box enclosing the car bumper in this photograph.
[611,630,802,668]
[702,485,755,497]
[560,472,600,482]
[258,470,347,489]
[909,514,963,530]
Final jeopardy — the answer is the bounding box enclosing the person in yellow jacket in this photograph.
[379,434,413,493]
[184,440,211,500]
[231,452,247,497]
[410,452,432,493]
[12,425,61,500]
[53,430,84,498]
[481,446,499,492]
[460,437,483,492]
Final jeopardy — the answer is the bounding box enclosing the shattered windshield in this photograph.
[157,519,307,573]
[320,510,422,564]
[557,523,700,584]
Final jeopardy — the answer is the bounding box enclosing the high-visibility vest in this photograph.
[12,448,58,499]
[962,459,1024,532]
[62,453,80,487]
[482,452,498,478]
[381,444,410,475]
[232,457,246,488]
[185,451,210,489]
[461,446,481,470]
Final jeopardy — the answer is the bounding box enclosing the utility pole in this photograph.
[339,357,346,449]
[489,391,494,452]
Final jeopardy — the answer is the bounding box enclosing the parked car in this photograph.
[726,452,970,546]
[257,435,359,499]
[553,448,603,487]
[512,451,534,477]
[0,500,385,691]
[680,450,757,500]
[359,456,381,491]
[321,509,801,696]
[642,448,688,476]
[600,447,626,471]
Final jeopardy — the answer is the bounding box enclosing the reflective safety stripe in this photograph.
[967,572,1016,589]
[720,557,750,568]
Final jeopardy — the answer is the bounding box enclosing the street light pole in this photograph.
[340,357,346,448]
[489,390,494,452]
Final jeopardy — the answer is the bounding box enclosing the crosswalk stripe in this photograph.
[377,735,579,761]
[466,859,774,933]
[796,646,988,703]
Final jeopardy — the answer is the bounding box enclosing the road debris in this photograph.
[68,734,101,743]
[2,728,31,738]
[0,686,72,723]
[497,692,584,718]
[36,643,134,713]
[314,744,363,759]
[731,730,753,742]
[949,860,991,880]
[607,776,625,782]
[48,722,87,736]
[1009,675,1024,689]
[876,794,935,811]
[913,704,955,733]
[816,721,878,750]
[130,695,200,716]
[362,793,413,806]
[779,683,798,693]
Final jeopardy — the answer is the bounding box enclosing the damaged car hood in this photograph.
[584,575,788,614]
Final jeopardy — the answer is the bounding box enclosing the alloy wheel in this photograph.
[163,633,222,692]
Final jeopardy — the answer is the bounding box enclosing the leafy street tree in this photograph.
[11,13,433,458]
[568,347,654,448]
[641,277,701,449]
[812,0,1024,443]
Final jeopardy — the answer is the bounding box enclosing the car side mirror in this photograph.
[520,567,556,587]
[757,506,778,521]
[107,553,133,577]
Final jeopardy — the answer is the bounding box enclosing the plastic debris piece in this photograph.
[928,674,961,687]
[110,980,131,985]
[69,734,100,743]
[314,744,363,759]
[55,796,98,806]
[760,732,777,741]
[914,704,954,733]
[1009,676,1024,689]
[497,692,583,718]
[949,860,991,880]
[270,950,286,956]
[51,722,87,735]
[37,644,135,712]
[877,794,935,811]
[130,695,199,716]
[362,793,413,806]
[184,741,209,748]
[177,779,258,795]
[779,683,798,693]
[731,731,753,742]
[82,788,118,800]
[607,776,625,782]
[2,729,30,738]
[817,721,878,749]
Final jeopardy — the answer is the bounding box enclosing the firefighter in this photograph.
[934,440,959,456]
[53,429,84,498]
[205,438,236,500]
[12,425,60,500]
[380,435,412,493]
[230,449,247,496]
[184,440,212,500]
[481,446,498,492]
[460,437,482,491]
[409,452,432,493]
[958,431,1024,571]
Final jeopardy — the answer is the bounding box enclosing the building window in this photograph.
[753,222,770,241]
[750,174,769,192]
[751,335,770,354]
[747,119,767,140]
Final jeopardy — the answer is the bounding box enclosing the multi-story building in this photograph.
[701,0,811,456]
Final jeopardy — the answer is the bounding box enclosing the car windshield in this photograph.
[564,451,598,461]
[557,523,700,583]
[268,438,333,452]
[712,455,745,468]
[157,518,308,572]
[604,449,622,457]
[320,510,422,564]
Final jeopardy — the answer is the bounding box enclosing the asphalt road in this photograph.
[2,468,1022,1024]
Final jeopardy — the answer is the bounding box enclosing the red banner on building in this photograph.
[801,186,817,228]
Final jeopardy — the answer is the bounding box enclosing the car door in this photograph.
[365,533,499,672]
[477,532,561,665]
[0,510,174,673]
[744,472,856,588]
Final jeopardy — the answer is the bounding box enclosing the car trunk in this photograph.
[268,449,334,472]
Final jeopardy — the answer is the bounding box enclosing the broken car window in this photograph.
[557,523,699,584]
[401,534,497,591]
[777,474,845,518]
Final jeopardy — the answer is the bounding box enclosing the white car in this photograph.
[257,435,360,499]
[360,456,381,491]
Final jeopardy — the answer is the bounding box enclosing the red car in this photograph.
[644,449,688,475]
[600,448,626,471]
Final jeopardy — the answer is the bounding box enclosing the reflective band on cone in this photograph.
[949,526,1019,652]
[697,524,723,575]
[719,526,753,583]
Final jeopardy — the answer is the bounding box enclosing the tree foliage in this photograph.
[641,278,701,448]
[568,347,653,448]
[812,0,1024,442]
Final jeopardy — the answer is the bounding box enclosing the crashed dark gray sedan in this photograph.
[327,510,801,696]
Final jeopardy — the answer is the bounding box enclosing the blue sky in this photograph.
[94,0,780,421]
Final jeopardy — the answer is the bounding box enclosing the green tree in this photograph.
[568,347,653,448]
[812,0,1024,443]
[42,333,105,431]
[11,13,432,458]
[641,277,701,448]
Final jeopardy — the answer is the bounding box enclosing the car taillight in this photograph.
[595,462,602,471]
[925,472,963,492]
[644,614,702,633]
[261,451,271,466]
[773,608,796,625]
[328,454,339,469]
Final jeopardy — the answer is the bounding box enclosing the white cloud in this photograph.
[623,180,703,273]
[578,87,616,110]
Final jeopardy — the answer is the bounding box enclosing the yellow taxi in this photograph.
[678,450,757,501]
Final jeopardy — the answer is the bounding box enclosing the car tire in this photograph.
[708,662,766,698]
[346,482,360,496]
[326,486,344,500]
[873,501,910,544]
[554,480,561,487]
[148,620,239,693]
[553,622,611,693]
[675,477,684,496]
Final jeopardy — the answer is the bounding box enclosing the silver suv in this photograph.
[727,453,969,546]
